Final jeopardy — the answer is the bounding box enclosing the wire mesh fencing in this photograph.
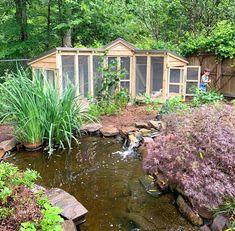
[0,59,29,82]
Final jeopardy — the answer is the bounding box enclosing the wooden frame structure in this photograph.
[28,38,200,100]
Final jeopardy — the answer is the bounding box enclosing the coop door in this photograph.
[168,66,201,98]
[185,66,201,96]
[168,67,185,97]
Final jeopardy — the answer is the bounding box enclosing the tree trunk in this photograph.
[63,28,72,47]
[14,0,28,41]
[46,0,51,49]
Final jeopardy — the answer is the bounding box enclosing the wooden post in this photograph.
[129,56,133,97]
[216,60,222,90]
[89,54,93,97]
[162,53,168,100]
[74,54,79,96]
[146,55,151,95]
[132,55,136,98]
[56,51,63,95]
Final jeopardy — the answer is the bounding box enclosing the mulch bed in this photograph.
[0,124,14,143]
[0,186,42,231]
[100,105,157,129]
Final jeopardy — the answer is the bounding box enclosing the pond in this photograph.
[7,136,197,231]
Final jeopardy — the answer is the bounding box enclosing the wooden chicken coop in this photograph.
[28,38,201,100]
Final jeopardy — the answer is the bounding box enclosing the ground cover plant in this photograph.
[0,162,63,231]
[158,96,189,115]
[143,104,235,211]
[0,69,90,155]
[191,88,224,107]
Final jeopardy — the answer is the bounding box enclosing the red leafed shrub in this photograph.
[143,104,235,210]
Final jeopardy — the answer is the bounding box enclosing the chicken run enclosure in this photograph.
[29,38,201,100]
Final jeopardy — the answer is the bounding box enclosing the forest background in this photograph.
[0,0,234,60]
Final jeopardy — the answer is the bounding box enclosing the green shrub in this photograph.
[92,56,130,116]
[114,88,129,109]
[192,88,224,107]
[160,96,189,115]
[0,69,91,155]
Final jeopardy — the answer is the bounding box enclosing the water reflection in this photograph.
[7,137,197,231]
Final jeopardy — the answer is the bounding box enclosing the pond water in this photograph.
[7,136,197,231]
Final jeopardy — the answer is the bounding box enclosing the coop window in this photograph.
[120,57,130,92]
[136,56,147,95]
[62,55,75,91]
[45,70,55,87]
[93,56,103,96]
[150,57,163,95]
[78,56,89,97]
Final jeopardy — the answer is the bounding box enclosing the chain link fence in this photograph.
[0,59,30,81]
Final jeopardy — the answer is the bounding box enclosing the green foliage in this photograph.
[0,163,39,203]
[20,222,37,231]
[160,96,189,115]
[88,103,101,119]
[96,58,126,102]
[180,20,235,59]
[88,56,130,117]
[192,88,224,107]
[0,207,14,220]
[40,203,63,231]
[143,93,161,114]
[0,163,63,231]
[0,69,91,155]
[114,89,129,109]
[0,0,234,60]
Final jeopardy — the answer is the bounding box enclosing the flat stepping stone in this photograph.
[80,123,102,133]
[100,125,119,137]
[0,137,17,152]
[46,188,88,225]
[148,120,166,131]
[120,126,138,135]
[135,122,150,129]
[139,175,162,197]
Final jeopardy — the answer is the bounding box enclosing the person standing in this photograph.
[200,68,211,92]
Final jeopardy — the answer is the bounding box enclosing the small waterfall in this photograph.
[113,133,143,159]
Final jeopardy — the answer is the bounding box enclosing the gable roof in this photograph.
[29,38,188,65]
[102,37,137,51]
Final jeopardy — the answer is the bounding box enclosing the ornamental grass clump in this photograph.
[0,69,90,155]
[143,104,235,210]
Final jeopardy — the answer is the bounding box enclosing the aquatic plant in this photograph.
[0,69,43,145]
[143,104,235,210]
[0,68,90,154]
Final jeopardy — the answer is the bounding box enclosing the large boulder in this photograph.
[176,195,203,226]
[100,125,119,137]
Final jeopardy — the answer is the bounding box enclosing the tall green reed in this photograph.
[0,68,91,155]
